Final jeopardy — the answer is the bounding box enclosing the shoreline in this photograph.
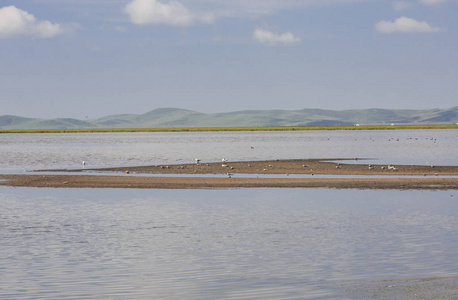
[1,174,457,189]
[89,158,458,176]
[1,159,458,190]
[1,124,457,134]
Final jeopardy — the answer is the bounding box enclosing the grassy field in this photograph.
[0,124,457,134]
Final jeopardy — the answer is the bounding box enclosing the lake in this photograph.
[1,130,457,299]
[0,129,457,173]
[1,187,458,299]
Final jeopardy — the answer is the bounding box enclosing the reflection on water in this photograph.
[1,187,457,299]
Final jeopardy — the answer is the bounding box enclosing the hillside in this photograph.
[1,107,457,130]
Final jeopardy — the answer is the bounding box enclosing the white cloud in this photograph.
[253,28,301,45]
[419,0,446,5]
[393,1,413,10]
[124,0,364,26]
[0,6,69,39]
[125,0,214,26]
[375,16,443,33]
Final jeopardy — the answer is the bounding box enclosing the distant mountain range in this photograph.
[1,107,457,129]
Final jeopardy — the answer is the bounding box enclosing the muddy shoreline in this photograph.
[1,159,458,189]
[89,158,458,176]
[1,174,457,190]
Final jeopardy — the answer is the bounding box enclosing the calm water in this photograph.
[0,129,457,173]
[1,187,458,299]
[1,130,458,299]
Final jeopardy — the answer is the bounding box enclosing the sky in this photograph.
[0,0,457,119]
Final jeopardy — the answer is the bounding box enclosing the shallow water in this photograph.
[0,129,456,173]
[1,130,457,299]
[1,187,458,299]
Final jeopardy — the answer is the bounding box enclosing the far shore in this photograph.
[1,159,458,190]
[1,123,457,134]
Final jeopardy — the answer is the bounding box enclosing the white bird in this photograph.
[195,159,200,164]
[82,161,85,166]
[222,158,228,162]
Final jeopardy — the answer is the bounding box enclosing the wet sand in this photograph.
[91,158,458,176]
[1,159,458,189]
[1,174,457,189]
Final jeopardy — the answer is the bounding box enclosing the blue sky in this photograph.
[0,0,457,119]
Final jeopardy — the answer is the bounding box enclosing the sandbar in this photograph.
[1,159,458,189]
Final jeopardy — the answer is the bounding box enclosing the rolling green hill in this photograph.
[0,115,93,129]
[1,107,457,130]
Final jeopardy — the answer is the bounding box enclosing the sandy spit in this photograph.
[1,159,458,190]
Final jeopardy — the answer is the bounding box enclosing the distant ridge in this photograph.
[1,107,457,130]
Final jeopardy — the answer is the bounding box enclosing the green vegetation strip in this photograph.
[0,124,457,134]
